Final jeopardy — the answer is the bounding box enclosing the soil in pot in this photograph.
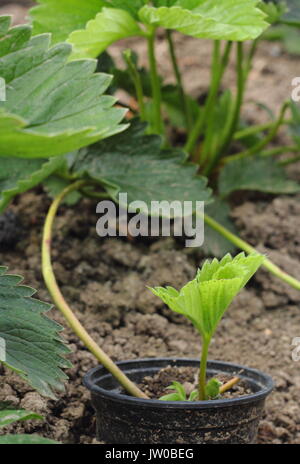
[138,365,252,400]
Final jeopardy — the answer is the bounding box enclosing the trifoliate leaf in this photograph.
[0,266,71,399]
[72,120,212,216]
[68,8,145,60]
[139,0,269,41]
[0,409,43,428]
[0,17,126,159]
[0,157,64,213]
[31,1,268,61]
[0,434,60,444]
[205,378,221,399]
[218,156,300,196]
[150,252,264,338]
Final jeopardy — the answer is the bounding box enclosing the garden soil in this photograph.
[0,1,300,445]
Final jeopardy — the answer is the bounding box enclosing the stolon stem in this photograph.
[202,212,300,291]
[42,181,148,399]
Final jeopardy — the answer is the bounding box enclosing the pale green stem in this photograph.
[202,212,300,291]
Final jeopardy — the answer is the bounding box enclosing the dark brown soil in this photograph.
[138,365,251,400]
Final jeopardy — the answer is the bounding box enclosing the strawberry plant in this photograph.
[24,1,298,285]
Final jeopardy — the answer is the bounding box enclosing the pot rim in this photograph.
[83,358,274,409]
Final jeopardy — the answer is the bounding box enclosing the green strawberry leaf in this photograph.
[0,266,71,399]
[188,390,198,401]
[43,176,82,206]
[205,378,221,399]
[30,1,147,44]
[139,0,269,41]
[159,392,183,401]
[0,409,43,428]
[150,252,264,339]
[105,1,148,19]
[160,381,187,401]
[0,17,126,159]
[0,434,60,444]
[71,120,212,216]
[218,156,300,196]
[0,157,64,213]
[68,8,145,60]
[289,101,300,144]
[30,0,106,44]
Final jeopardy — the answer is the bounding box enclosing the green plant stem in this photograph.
[279,155,300,166]
[147,29,163,135]
[167,30,191,131]
[219,42,245,156]
[225,101,290,164]
[198,337,210,401]
[123,50,146,121]
[202,212,300,291]
[185,41,232,156]
[261,145,299,158]
[42,181,148,399]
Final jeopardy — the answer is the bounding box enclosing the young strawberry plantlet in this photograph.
[150,252,265,401]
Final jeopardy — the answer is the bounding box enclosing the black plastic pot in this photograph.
[83,358,274,444]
